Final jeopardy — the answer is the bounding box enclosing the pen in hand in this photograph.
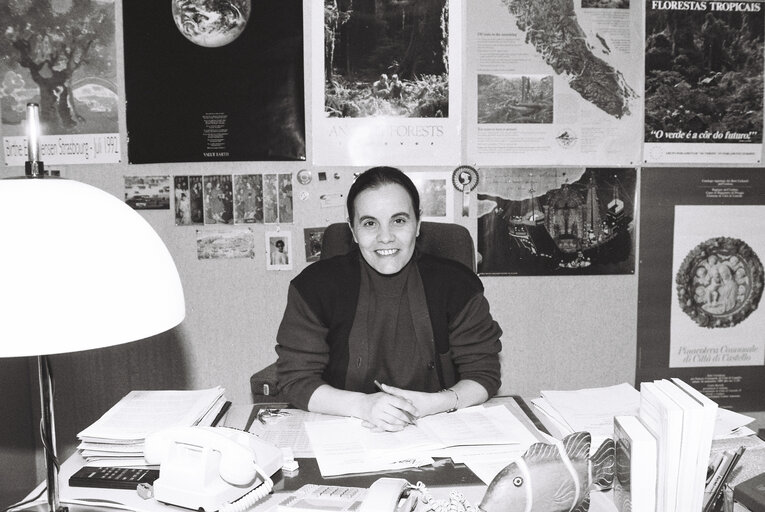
[374,379,418,425]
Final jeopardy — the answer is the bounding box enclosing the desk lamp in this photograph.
[0,104,186,512]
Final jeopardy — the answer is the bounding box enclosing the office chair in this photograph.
[320,221,476,272]
[250,221,477,400]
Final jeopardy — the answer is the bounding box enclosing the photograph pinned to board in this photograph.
[476,167,636,276]
[406,172,454,223]
[0,0,121,166]
[304,227,327,263]
[203,175,233,225]
[266,230,292,271]
[278,173,294,223]
[122,0,305,164]
[312,0,463,166]
[196,228,255,260]
[637,167,765,410]
[174,176,202,226]
[643,1,764,165]
[124,176,170,210]
[233,174,264,225]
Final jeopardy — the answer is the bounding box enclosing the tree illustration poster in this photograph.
[122,0,305,164]
[0,0,121,166]
[637,168,765,410]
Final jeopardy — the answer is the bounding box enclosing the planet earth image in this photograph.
[171,0,251,48]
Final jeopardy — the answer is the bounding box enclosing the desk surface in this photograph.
[15,399,765,512]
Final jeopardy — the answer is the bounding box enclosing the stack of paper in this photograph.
[77,387,227,466]
[531,382,642,447]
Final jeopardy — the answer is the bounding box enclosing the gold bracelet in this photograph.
[440,388,458,412]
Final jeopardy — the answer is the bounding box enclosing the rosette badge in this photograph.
[676,237,764,328]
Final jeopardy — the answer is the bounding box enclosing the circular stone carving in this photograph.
[676,237,764,328]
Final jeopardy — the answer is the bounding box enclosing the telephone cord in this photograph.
[414,481,478,512]
[218,465,274,512]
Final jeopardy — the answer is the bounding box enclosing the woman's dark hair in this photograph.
[346,166,420,225]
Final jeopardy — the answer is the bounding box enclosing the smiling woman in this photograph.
[275,167,504,432]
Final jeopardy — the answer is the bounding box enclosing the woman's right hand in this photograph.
[359,392,418,432]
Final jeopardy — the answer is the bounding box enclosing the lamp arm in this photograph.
[38,355,66,512]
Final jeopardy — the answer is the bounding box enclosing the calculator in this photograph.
[68,466,160,490]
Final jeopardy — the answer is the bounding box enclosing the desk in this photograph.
[14,400,765,512]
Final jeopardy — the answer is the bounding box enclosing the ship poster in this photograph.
[311,0,462,166]
[122,0,305,164]
[476,167,636,276]
[643,1,764,165]
[637,168,765,410]
[464,0,643,166]
[1,0,120,166]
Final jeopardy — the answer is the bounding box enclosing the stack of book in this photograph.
[619,378,718,512]
[76,386,228,466]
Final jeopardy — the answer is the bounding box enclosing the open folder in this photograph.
[304,404,542,477]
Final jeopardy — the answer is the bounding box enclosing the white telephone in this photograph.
[144,426,283,512]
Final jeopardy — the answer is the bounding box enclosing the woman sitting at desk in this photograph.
[275,166,503,432]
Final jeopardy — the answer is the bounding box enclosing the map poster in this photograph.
[1,0,120,166]
[476,167,636,276]
[643,1,764,165]
[465,0,643,166]
[637,168,765,411]
[123,0,305,164]
[311,0,462,166]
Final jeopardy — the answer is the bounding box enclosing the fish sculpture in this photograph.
[479,432,615,512]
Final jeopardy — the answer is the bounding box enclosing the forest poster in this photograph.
[464,0,643,166]
[637,168,765,410]
[123,0,305,164]
[0,0,121,166]
[312,0,462,166]
[643,1,764,165]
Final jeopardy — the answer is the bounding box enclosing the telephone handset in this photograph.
[360,478,417,512]
[144,426,283,512]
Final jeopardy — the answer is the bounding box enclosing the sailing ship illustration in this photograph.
[505,170,633,271]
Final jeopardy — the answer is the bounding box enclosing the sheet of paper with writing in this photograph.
[304,405,540,477]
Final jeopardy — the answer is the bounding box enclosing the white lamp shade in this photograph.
[0,178,185,356]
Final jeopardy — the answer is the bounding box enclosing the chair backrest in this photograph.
[321,221,476,272]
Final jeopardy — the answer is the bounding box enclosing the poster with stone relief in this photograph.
[637,167,765,410]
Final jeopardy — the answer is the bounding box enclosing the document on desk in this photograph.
[77,387,226,442]
[248,409,338,457]
[304,417,435,476]
[532,383,641,442]
[304,405,533,477]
